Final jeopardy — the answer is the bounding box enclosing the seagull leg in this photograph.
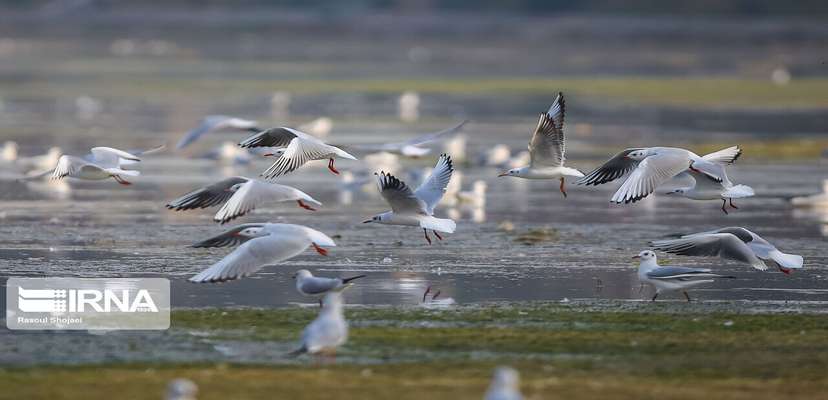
[637,283,645,294]
[423,228,432,245]
[779,266,791,275]
[327,158,340,175]
[432,290,441,300]
[113,175,132,185]
[312,242,329,256]
[559,177,567,198]
[433,230,443,241]
[422,285,432,303]
[297,200,317,211]
[319,299,323,308]
[683,291,692,302]
[720,199,729,215]
[651,292,659,302]
[729,198,739,209]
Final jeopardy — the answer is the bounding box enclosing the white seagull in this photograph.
[239,127,357,178]
[176,115,259,150]
[51,147,142,185]
[290,291,348,359]
[497,92,584,197]
[634,250,734,302]
[363,154,456,244]
[664,169,754,214]
[165,378,198,400]
[354,120,468,157]
[484,366,523,400]
[166,177,321,224]
[577,145,743,204]
[188,223,335,283]
[293,269,366,301]
[650,227,803,273]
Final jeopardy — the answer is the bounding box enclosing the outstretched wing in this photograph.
[259,136,333,178]
[529,92,566,168]
[90,147,141,168]
[189,223,267,248]
[611,151,690,204]
[239,127,301,149]
[51,155,89,180]
[166,177,249,211]
[400,120,468,147]
[189,233,308,283]
[376,171,427,214]
[176,115,258,150]
[646,266,717,280]
[414,154,453,214]
[650,233,767,270]
[576,148,643,186]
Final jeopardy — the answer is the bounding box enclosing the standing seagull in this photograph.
[239,127,357,178]
[51,147,141,185]
[188,223,336,283]
[665,169,754,214]
[290,291,348,360]
[497,92,584,198]
[484,367,523,400]
[293,269,366,301]
[577,145,742,204]
[363,154,456,244]
[650,227,803,273]
[634,250,734,302]
[166,177,321,224]
[176,115,259,150]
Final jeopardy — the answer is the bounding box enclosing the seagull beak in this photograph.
[497,172,508,177]
[631,255,641,259]
[362,219,372,223]
[263,153,274,157]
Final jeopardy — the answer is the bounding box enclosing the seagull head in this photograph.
[490,367,520,390]
[626,150,648,161]
[293,269,312,280]
[632,250,657,262]
[498,168,520,177]
[363,213,387,224]
[236,226,267,239]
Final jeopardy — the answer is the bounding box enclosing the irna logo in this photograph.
[17,287,159,313]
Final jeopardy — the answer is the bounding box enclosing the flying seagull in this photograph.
[51,147,142,185]
[353,120,468,157]
[166,177,321,224]
[188,223,335,283]
[497,92,584,198]
[363,154,456,244]
[650,227,803,273]
[634,250,734,302]
[664,169,754,214]
[577,145,742,204]
[239,127,357,178]
[176,115,259,150]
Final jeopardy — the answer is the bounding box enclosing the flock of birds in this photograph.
[5,91,810,400]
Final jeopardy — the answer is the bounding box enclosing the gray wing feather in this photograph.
[528,92,566,167]
[189,223,266,248]
[166,177,249,210]
[650,233,767,270]
[576,148,643,186]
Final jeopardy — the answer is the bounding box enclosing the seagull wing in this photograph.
[300,277,341,295]
[376,171,427,214]
[646,266,720,280]
[611,150,690,203]
[189,233,310,283]
[166,176,249,211]
[414,154,453,214]
[238,127,301,149]
[188,223,267,248]
[529,92,566,168]
[90,147,141,168]
[650,233,767,270]
[260,136,334,178]
[576,148,644,186]
[51,155,89,180]
[400,120,468,147]
[213,180,315,224]
[176,115,258,150]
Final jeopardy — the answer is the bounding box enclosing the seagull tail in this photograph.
[723,184,755,199]
[342,274,367,284]
[419,216,456,233]
[768,250,804,270]
[702,145,742,165]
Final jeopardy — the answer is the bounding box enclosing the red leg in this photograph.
[433,230,443,241]
[113,175,132,185]
[327,158,340,175]
[559,177,567,198]
[312,243,328,256]
[721,199,729,215]
[729,198,739,209]
[297,200,316,211]
[779,266,791,275]
[423,228,432,245]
